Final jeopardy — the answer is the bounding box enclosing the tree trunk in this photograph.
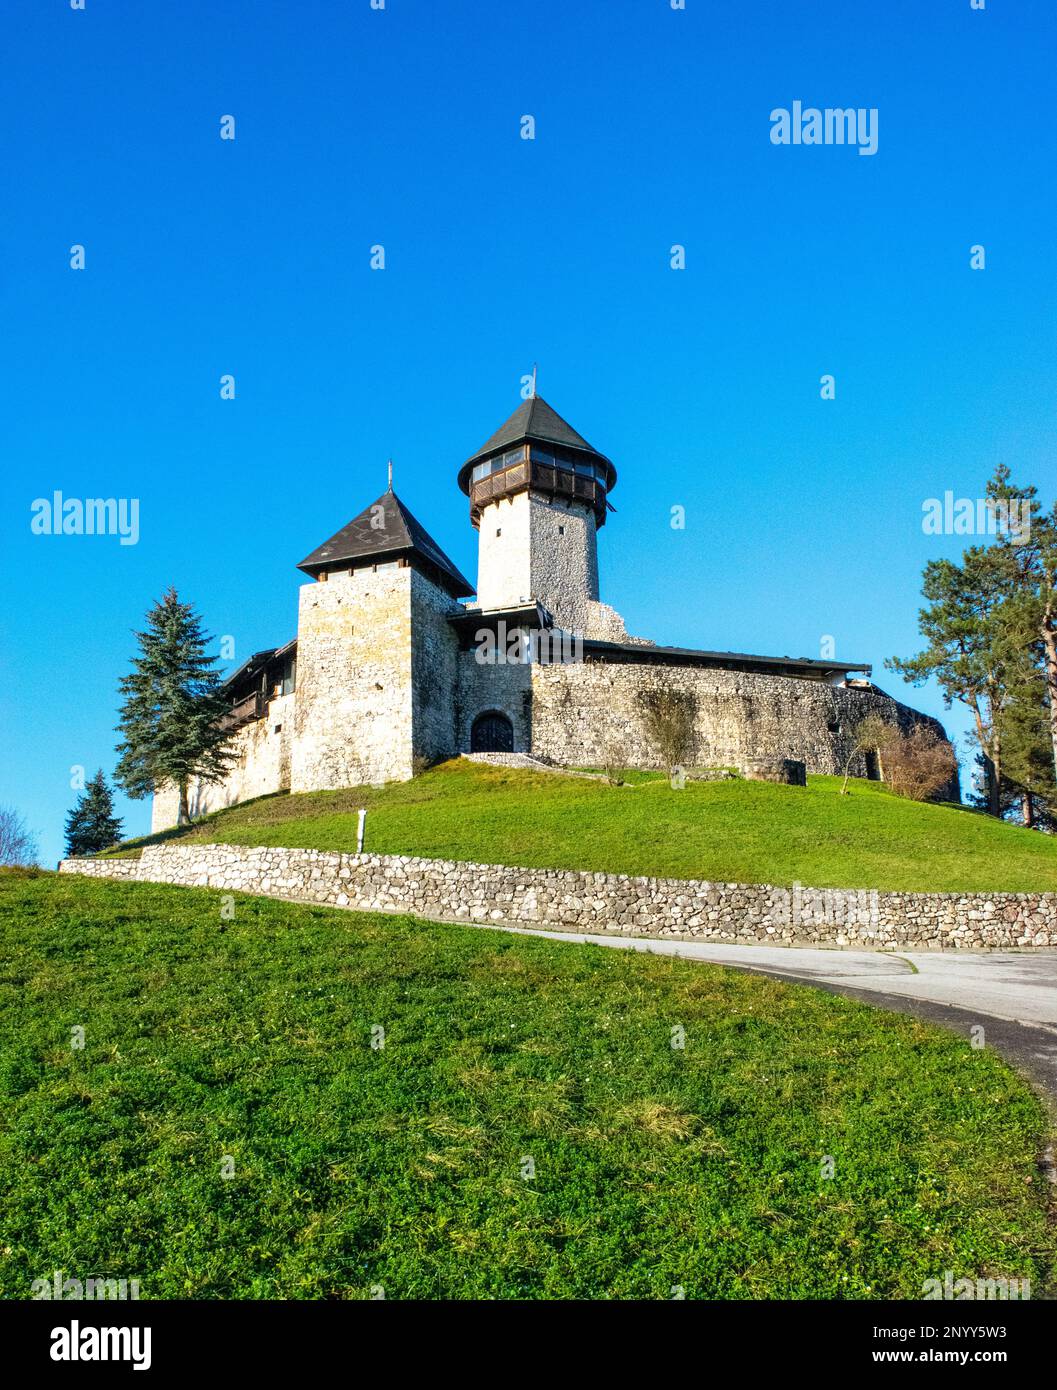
[178,781,190,826]
[970,692,1002,817]
[1041,618,1057,784]
[980,753,1001,818]
[840,751,854,795]
[1022,793,1035,829]
[992,737,1002,817]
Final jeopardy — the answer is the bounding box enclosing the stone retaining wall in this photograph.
[59,844,1056,950]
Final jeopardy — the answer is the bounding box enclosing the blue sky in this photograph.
[2,0,1054,865]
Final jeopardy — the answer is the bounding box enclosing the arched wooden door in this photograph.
[471,711,514,753]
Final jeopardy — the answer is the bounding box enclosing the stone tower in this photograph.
[290,486,473,789]
[456,395,618,634]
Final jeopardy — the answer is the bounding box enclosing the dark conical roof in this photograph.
[297,488,474,598]
[458,394,616,493]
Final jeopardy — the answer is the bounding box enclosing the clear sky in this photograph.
[2,0,1055,866]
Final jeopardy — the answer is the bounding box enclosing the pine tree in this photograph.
[64,770,124,857]
[114,588,234,824]
[894,465,1056,824]
[886,545,1013,816]
[985,466,1057,785]
[993,629,1054,828]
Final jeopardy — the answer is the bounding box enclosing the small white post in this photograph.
[356,808,366,854]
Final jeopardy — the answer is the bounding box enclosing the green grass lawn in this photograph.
[1,869,1054,1300]
[109,759,1057,893]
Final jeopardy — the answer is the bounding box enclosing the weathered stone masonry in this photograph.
[529,663,951,778]
[61,844,1056,950]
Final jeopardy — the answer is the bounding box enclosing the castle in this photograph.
[151,394,954,830]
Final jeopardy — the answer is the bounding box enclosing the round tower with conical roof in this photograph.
[457,395,617,633]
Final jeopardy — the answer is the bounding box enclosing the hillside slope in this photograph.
[109,760,1057,893]
[1,870,1053,1300]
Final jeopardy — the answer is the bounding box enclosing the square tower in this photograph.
[291,487,473,789]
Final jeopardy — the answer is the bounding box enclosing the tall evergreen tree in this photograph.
[114,588,234,824]
[64,769,124,857]
[892,465,1055,824]
[985,466,1057,784]
[991,583,1051,826]
[887,545,1013,816]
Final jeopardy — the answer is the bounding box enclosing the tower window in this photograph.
[558,525,565,535]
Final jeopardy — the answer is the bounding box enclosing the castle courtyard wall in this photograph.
[410,570,463,767]
[455,648,533,752]
[150,692,294,833]
[152,652,955,834]
[527,661,951,782]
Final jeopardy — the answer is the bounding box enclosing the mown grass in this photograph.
[107,759,1057,893]
[1,870,1053,1299]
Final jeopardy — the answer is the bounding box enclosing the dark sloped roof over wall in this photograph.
[579,637,871,682]
[297,488,474,598]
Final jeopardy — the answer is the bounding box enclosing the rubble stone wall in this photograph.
[60,843,1053,950]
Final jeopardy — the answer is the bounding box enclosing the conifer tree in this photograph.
[891,465,1056,823]
[886,546,1012,816]
[991,614,1053,827]
[985,466,1057,784]
[64,769,123,857]
[114,588,234,824]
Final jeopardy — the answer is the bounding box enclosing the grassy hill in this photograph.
[109,759,1057,894]
[1,869,1053,1300]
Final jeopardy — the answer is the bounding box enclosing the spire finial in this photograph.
[530,363,538,398]
[387,457,393,490]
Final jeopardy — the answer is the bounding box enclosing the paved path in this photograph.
[486,927,1057,1110]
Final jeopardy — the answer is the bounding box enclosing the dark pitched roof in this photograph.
[220,639,298,696]
[296,488,474,598]
[220,648,278,694]
[458,395,616,491]
[580,637,871,682]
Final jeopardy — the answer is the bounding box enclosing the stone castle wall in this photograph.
[149,482,957,828]
[455,648,533,752]
[527,661,953,784]
[151,637,956,833]
[150,692,294,833]
[152,569,469,832]
[410,569,462,766]
[60,842,1054,950]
